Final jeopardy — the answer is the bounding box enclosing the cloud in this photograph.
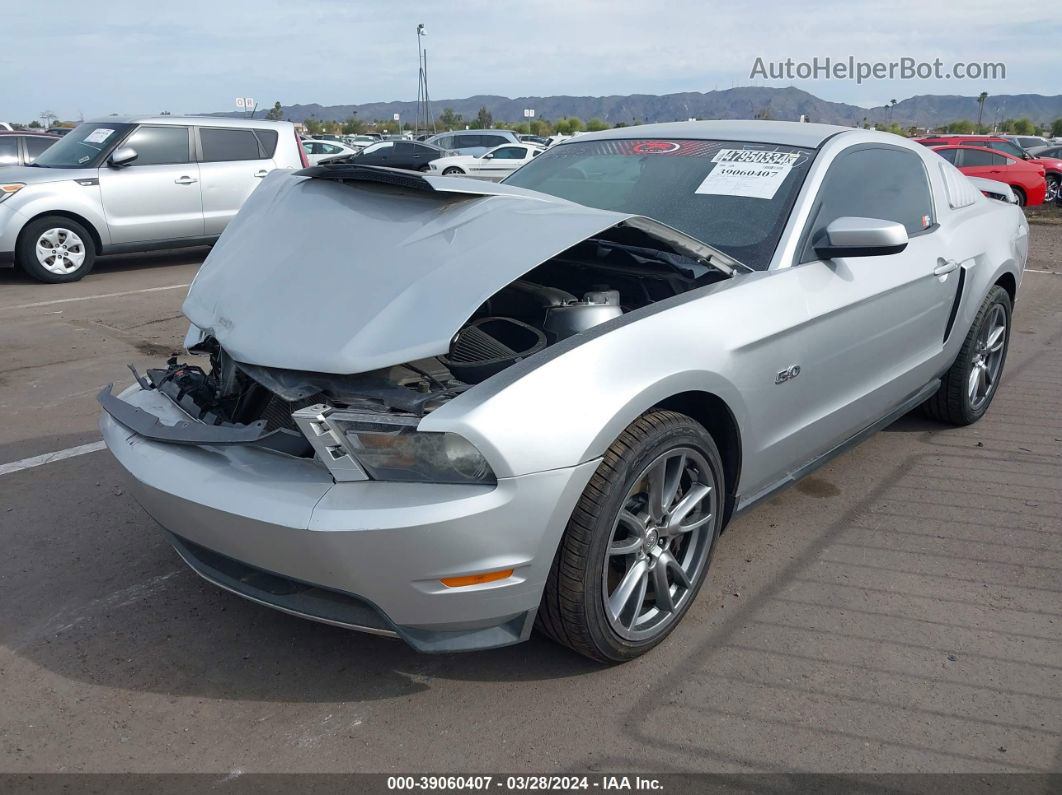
[4,0,1059,121]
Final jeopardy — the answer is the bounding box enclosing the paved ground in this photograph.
[0,227,1060,775]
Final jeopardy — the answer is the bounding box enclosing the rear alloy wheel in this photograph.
[537,410,724,662]
[16,215,96,283]
[1046,174,1060,204]
[922,285,1011,425]
[442,167,464,176]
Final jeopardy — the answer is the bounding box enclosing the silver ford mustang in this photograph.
[99,120,1028,661]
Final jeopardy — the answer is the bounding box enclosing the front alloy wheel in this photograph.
[603,448,716,641]
[537,410,724,662]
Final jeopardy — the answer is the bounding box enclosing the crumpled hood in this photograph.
[183,170,658,374]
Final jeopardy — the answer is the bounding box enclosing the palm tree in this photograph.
[976,92,989,130]
[886,99,897,123]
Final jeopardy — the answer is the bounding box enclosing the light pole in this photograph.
[415,24,435,135]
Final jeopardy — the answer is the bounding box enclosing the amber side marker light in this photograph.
[440,569,514,588]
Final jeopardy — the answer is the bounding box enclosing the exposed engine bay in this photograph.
[145,227,729,456]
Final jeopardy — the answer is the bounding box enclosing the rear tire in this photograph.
[537,410,724,662]
[922,286,1011,425]
[1046,174,1060,204]
[16,215,96,283]
[1012,186,1026,207]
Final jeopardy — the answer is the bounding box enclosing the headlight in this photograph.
[292,405,495,485]
[0,183,25,203]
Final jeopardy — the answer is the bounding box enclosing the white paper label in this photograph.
[84,128,114,144]
[695,149,799,200]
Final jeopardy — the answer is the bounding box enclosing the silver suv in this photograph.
[0,116,307,282]
[423,129,520,156]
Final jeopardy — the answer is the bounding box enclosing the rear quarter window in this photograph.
[199,127,264,161]
[253,129,278,158]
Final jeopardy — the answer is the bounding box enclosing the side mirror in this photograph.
[814,217,909,259]
[482,153,494,159]
[108,146,138,167]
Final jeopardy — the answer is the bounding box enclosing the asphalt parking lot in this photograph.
[0,226,1060,775]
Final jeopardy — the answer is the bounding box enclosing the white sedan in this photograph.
[427,143,543,181]
[302,139,361,165]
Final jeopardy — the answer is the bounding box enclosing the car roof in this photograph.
[428,129,515,137]
[86,115,294,129]
[0,130,59,138]
[920,134,1007,140]
[570,120,852,148]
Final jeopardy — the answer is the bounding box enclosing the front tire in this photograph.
[442,167,464,176]
[923,285,1011,425]
[16,216,96,283]
[537,410,724,662]
[1012,186,1026,207]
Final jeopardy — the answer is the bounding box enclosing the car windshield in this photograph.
[503,138,816,270]
[31,122,134,168]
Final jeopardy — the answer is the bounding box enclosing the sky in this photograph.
[4,0,1060,123]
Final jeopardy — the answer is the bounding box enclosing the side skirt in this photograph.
[734,378,941,515]
[100,236,219,256]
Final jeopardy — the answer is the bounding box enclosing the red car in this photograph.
[929,145,1046,206]
[917,135,1061,202]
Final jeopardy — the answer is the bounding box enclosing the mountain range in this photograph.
[208,87,1062,128]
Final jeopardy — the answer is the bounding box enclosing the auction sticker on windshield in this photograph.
[695,148,800,199]
[84,128,114,144]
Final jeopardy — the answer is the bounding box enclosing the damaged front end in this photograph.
[101,167,737,485]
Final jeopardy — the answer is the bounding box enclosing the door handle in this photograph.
[174,176,198,185]
[254,170,269,178]
[933,259,959,277]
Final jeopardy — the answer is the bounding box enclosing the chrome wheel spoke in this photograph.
[608,559,648,622]
[665,483,712,534]
[986,324,1005,353]
[661,453,685,511]
[647,459,669,523]
[967,366,980,401]
[660,549,691,589]
[652,558,674,613]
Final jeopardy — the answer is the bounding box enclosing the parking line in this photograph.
[1024,269,1056,274]
[1,283,190,312]
[0,441,107,477]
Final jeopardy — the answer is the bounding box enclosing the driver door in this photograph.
[782,144,958,457]
[98,125,203,244]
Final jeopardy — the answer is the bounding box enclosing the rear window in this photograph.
[199,127,263,161]
[454,135,483,149]
[505,138,816,270]
[253,129,278,158]
[962,149,1007,167]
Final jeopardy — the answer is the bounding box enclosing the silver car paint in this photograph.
[102,121,1026,646]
